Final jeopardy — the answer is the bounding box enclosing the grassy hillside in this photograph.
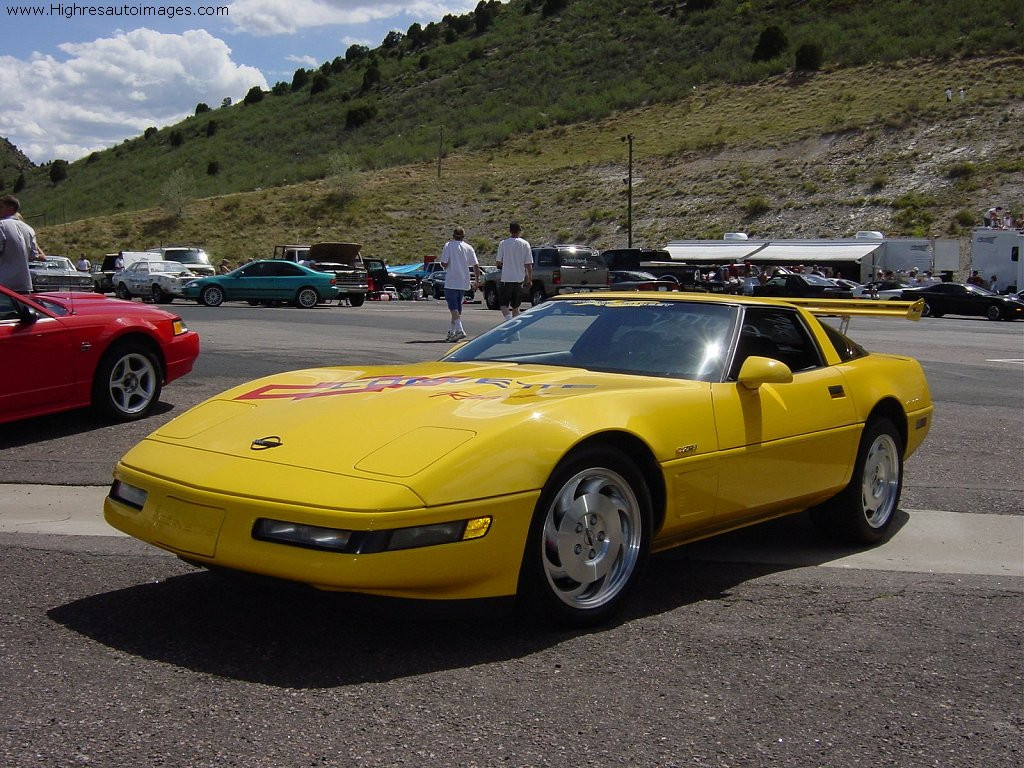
[7,0,1021,228]
[34,56,1023,271]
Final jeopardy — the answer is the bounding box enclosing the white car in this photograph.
[113,260,199,303]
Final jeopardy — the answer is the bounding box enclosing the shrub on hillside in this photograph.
[794,43,823,71]
[752,26,788,62]
[243,86,264,105]
[345,105,377,130]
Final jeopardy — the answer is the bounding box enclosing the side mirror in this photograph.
[737,356,793,390]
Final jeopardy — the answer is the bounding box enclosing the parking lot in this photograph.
[1,298,1021,767]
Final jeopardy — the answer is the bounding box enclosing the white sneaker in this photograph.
[444,330,454,342]
[451,330,467,341]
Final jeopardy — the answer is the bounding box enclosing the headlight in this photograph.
[172,319,188,335]
[252,516,492,554]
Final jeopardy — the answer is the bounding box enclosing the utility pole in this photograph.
[437,125,443,179]
[621,134,633,247]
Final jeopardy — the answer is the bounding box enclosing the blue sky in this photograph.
[1,0,479,164]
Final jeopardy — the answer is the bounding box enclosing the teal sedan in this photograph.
[183,260,339,308]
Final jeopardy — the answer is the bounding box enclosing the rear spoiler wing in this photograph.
[782,298,924,332]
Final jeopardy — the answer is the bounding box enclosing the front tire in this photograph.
[518,447,651,627]
[151,284,171,304]
[200,285,224,307]
[348,293,366,307]
[812,418,903,545]
[986,304,1003,321]
[295,287,319,308]
[92,343,162,422]
[115,283,131,300]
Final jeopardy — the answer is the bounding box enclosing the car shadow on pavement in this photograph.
[46,511,906,688]
[0,401,176,449]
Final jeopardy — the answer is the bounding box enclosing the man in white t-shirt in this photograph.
[439,226,480,341]
[495,221,533,320]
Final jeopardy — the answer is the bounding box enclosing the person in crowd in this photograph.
[76,255,92,271]
[966,270,985,287]
[113,253,124,270]
[495,221,533,320]
[988,274,999,291]
[219,260,232,274]
[984,206,1001,227]
[0,195,39,293]
[439,226,480,342]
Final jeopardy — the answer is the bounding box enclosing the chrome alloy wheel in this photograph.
[108,351,159,416]
[860,432,901,529]
[540,466,643,611]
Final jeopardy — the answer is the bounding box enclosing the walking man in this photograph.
[495,221,533,320]
[439,226,480,341]
[0,195,38,293]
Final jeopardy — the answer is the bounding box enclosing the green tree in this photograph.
[49,160,68,185]
[194,102,210,115]
[310,72,330,95]
[752,26,788,62]
[159,167,194,219]
[243,86,264,105]
[291,68,309,91]
[794,43,824,71]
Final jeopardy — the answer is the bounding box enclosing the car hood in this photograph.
[121,360,713,508]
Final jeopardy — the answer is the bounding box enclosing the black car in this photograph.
[609,270,680,292]
[899,282,1024,320]
[752,272,853,299]
[423,270,475,302]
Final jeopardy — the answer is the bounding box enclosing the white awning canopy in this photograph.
[744,242,883,263]
[663,242,766,262]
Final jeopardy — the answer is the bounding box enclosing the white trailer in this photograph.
[970,229,1023,292]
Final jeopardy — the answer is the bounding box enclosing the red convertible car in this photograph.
[0,285,200,425]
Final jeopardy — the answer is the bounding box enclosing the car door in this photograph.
[0,294,76,418]
[230,261,270,301]
[709,307,860,520]
[267,261,305,299]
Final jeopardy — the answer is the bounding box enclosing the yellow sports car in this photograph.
[105,293,932,626]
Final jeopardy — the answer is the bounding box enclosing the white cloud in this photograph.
[0,28,266,163]
[229,0,477,37]
[286,54,319,67]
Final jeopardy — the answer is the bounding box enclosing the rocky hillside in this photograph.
[32,57,1024,273]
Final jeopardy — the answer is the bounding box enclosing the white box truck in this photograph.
[971,229,1023,293]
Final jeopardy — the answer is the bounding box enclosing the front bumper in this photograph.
[104,461,537,601]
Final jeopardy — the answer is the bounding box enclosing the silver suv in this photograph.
[483,244,609,309]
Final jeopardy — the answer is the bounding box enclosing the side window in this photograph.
[277,263,303,277]
[536,249,555,268]
[0,294,20,321]
[731,308,824,379]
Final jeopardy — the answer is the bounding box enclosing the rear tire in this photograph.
[811,418,903,545]
[92,343,162,422]
[484,284,499,310]
[295,287,319,308]
[530,284,546,306]
[518,447,651,627]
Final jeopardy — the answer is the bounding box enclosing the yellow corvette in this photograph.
[105,293,932,626]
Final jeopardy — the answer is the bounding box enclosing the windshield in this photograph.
[163,249,211,265]
[445,298,738,381]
